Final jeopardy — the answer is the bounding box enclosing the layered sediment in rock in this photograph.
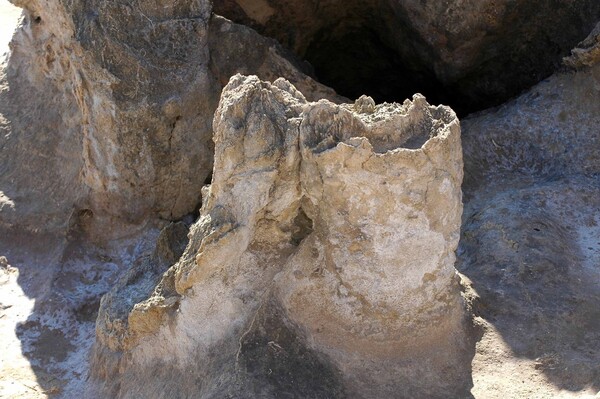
[93,75,471,398]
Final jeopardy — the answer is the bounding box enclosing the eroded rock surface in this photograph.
[93,75,472,398]
[458,49,600,398]
[1,0,599,398]
[0,0,339,241]
[564,21,600,69]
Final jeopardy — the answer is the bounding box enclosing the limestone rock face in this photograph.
[276,96,468,398]
[0,0,110,233]
[0,0,339,240]
[93,75,470,398]
[2,0,597,396]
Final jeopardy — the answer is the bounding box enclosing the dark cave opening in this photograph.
[213,0,600,117]
[303,26,457,113]
[212,6,486,116]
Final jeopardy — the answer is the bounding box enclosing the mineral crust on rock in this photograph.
[93,75,471,398]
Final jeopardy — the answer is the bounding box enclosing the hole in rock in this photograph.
[203,171,213,185]
[291,208,313,246]
[33,16,42,24]
[214,0,600,116]
[75,298,101,322]
[67,208,94,240]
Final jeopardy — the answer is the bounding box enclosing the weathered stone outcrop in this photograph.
[3,0,595,240]
[2,0,598,397]
[0,0,339,240]
[0,0,112,234]
[564,21,600,69]
[92,75,471,398]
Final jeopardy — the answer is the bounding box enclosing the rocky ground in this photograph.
[0,0,599,398]
[0,229,161,398]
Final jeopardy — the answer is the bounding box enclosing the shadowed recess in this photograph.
[214,0,600,116]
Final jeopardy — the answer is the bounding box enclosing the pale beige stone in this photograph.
[92,75,471,398]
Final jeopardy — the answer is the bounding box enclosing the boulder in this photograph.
[93,75,472,398]
[0,0,339,240]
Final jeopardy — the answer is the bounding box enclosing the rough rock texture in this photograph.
[0,0,339,240]
[457,44,600,397]
[214,0,600,113]
[0,0,110,234]
[564,21,600,69]
[92,75,471,398]
[1,0,599,398]
[95,221,189,352]
[462,73,600,188]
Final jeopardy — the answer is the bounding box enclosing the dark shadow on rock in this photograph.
[0,229,70,396]
[457,176,600,392]
[214,0,600,117]
[234,296,347,398]
[95,221,189,352]
[90,293,349,399]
